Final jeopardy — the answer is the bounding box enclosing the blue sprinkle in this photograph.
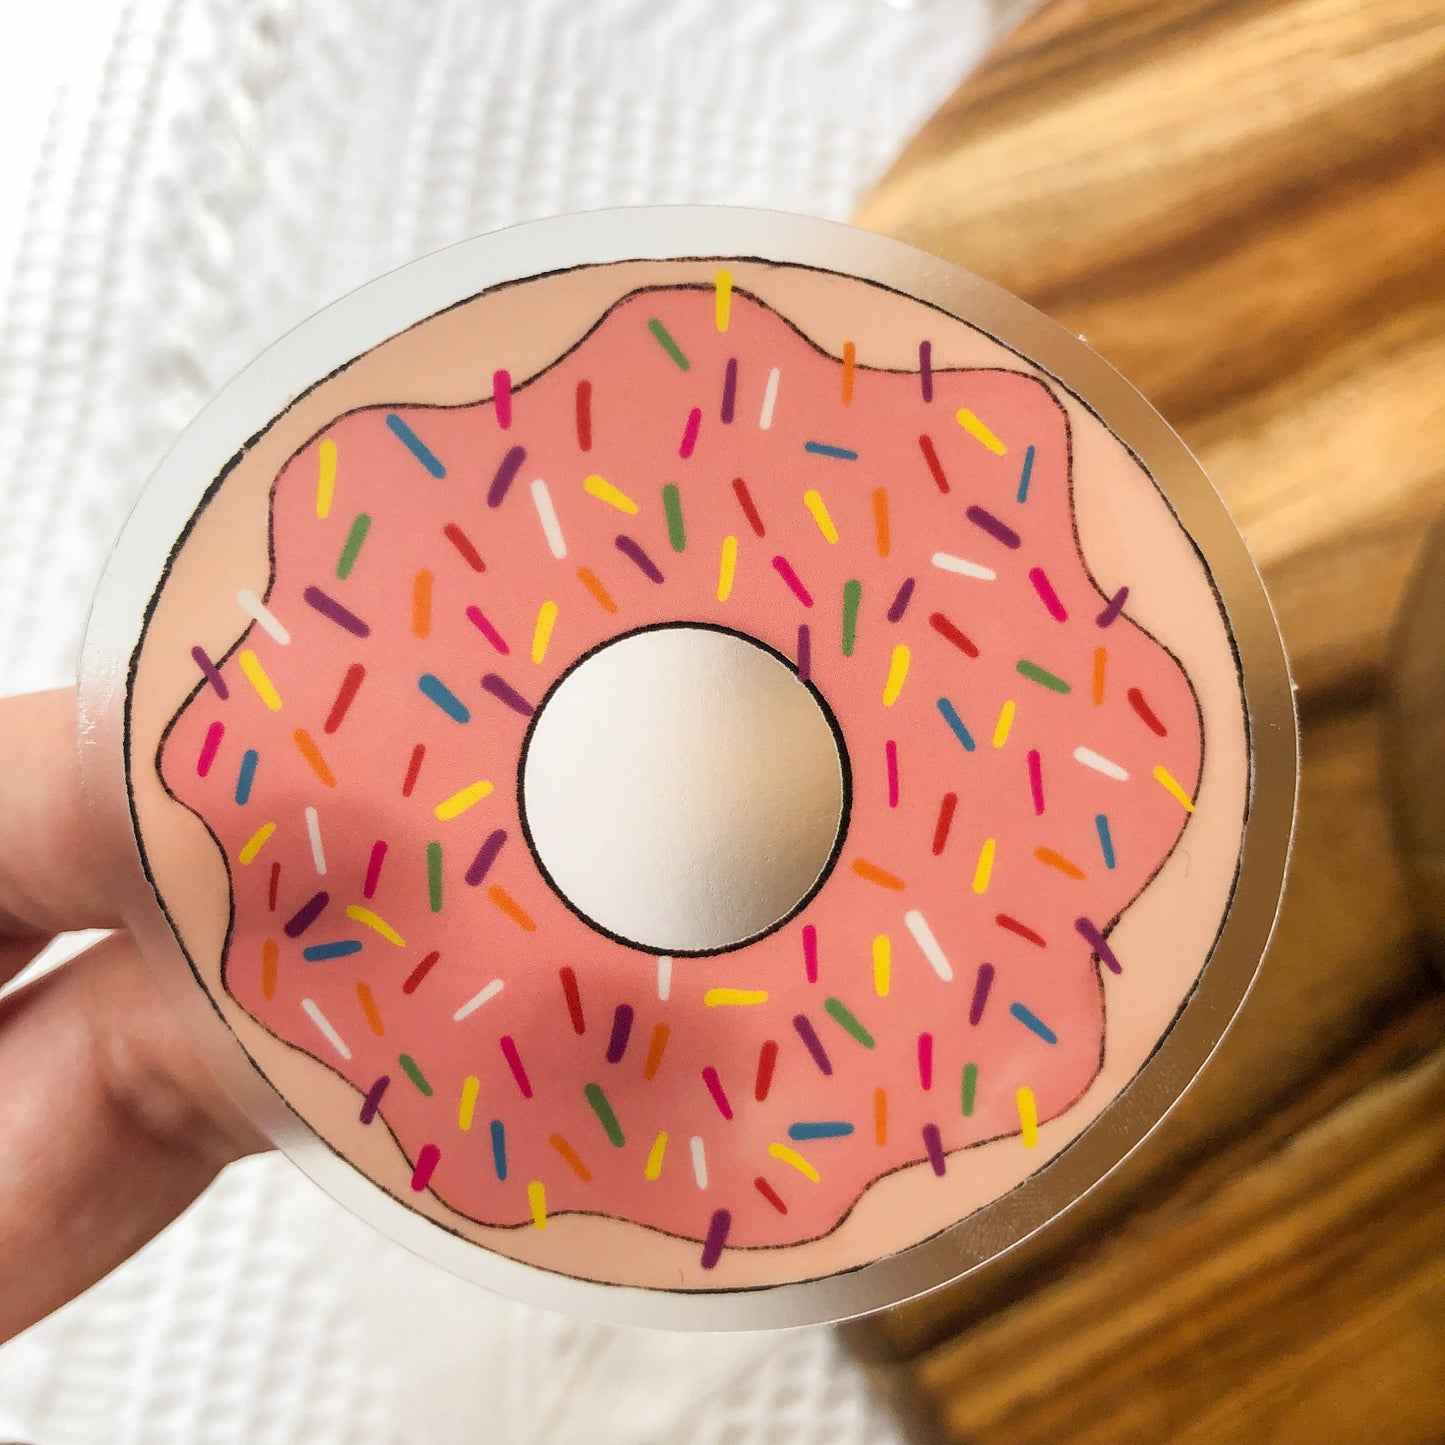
[788,1121,856,1140]
[1017,444,1036,503]
[490,1119,508,1180]
[1096,813,1116,869]
[804,440,858,461]
[937,697,976,752]
[234,748,259,805]
[418,673,470,723]
[303,939,364,962]
[1010,1002,1058,1045]
[386,412,446,478]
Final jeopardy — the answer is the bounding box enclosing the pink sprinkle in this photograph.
[500,1035,533,1098]
[466,604,511,654]
[702,1065,734,1120]
[1028,749,1045,815]
[410,1143,441,1192]
[493,369,512,429]
[363,840,388,899]
[772,554,814,607]
[196,720,225,778]
[918,1032,933,1091]
[803,924,819,983]
[1029,566,1069,622]
[679,406,702,459]
[886,739,899,808]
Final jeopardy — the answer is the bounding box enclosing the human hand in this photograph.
[0,689,267,1344]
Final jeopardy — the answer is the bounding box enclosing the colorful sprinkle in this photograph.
[873,488,891,556]
[804,440,857,462]
[1092,646,1108,706]
[841,578,862,656]
[190,645,229,698]
[575,379,592,451]
[993,699,1016,748]
[759,367,781,430]
[577,566,618,613]
[465,604,510,654]
[268,863,281,910]
[239,650,282,711]
[656,956,673,1003]
[1076,917,1122,975]
[918,1032,934,1090]
[284,889,330,938]
[662,484,686,551]
[410,571,433,638]
[705,989,769,1007]
[721,357,738,424]
[386,413,445,477]
[487,884,536,931]
[402,950,441,995]
[904,909,953,982]
[971,837,996,894]
[644,1023,670,1081]
[996,913,1047,948]
[932,553,996,581]
[824,996,875,1049]
[645,1130,668,1181]
[755,1177,788,1213]
[457,1075,480,1132]
[969,962,995,1026]
[583,473,639,515]
[304,806,326,874]
[732,476,766,535]
[426,840,443,913]
[452,978,504,1022]
[690,1135,709,1189]
[789,1121,854,1141]
[841,340,856,404]
[755,1040,779,1101]
[530,478,567,559]
[886,739,899,808]
[1017,1087,1039,1147]
[928,610,977,657]
[1075,746,1129,781]
[803,489,838,543]
[1028,748,1046,814]
[768,1142,820,1183]
[491,1120,507,1179]
[418,673,470,723]
[360,1074,388,1124]
[937,697,976,751]
[237,588,291,645]
[559,967,586,1035]
[961,1063,979,1116]
[772,554,813,607]
[443,520,486,572]
[882,644,910,706]
[966,505,1021,549]
[803,924,819,984]
[872,934,891,997]
[922,1122,946,1176]
[238,821,276,865]
[196,720,224,778]
[584,1082,624,1146]
[1029,566,1069,622]
[1095,814,1116,869]
[500,1035,533,1097]
[955,407,1007,455]
[852,858,904,890]
[336,513,372,580]
[303,586,370,637]
[480,673,534,717]
[679,406,702,460]
[606,1004,634,1063]
[1017,444,1036,502]
[1096,586,1129,627]
[918,433,949,493]
[528,1180,547,1228]
[887,578,915,623]
[402,744,426,797]
[797,623,811,682]
[492,369,512,429]
[399,1053,433,1096]
[530,601,558,664]
[464,829,507,888]
[356,981,385,1036]
[648,317,690,371]
[615,533,664,582]
[714,268,732,331]
[324,663,366,734]
[702,1066,733,1120]
[875,1087,888,1145]
[550,1134,592,1181]
[932,793,958,855]
[260,938,279,1000]
[346,904,405,947]
[792,1014,833,1075]
[919,340,933,401]
[315,438,337,519]
[716,535,738,602]
[1011,1002,1058,1044]
[1036,845,1085,880]
[293,728,336,788]
[1017,659,1070,694]
[1154,763,1195,811]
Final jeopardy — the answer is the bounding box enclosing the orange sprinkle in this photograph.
[577,566,618,614]
[261,939,279,1000]
[852,858,905,891]
[874,1086,888,1146]
[1035,845,1086,880]
[1092,646,1107,706]
[842,340,856,404]
[411,569,433,638]
[643,1021,671,1080]
[549,1133,593,1182]
[872,487,890,557]
[355,979,385,1036]
[293,728,336,788]
[487,885,536,931]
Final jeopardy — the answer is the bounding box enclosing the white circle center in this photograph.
[521,626,848,955]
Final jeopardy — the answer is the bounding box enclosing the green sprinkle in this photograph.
[399,1053,434,1097]
[662,484,686,552]
[1016,659,1071,694]
[427,840,443,913]
[647,318,690,371]
[336,513,372,580]
[824,996,875,1049]
[961,1062,979,1117]
[841,579,862,657]
[584,1082,625,1147]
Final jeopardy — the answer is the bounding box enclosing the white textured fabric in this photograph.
[0,1,1023,1439]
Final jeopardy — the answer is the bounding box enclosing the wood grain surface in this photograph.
[845,0,1445,1438]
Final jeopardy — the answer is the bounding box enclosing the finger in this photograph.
[0,688,122,958]
[0,930,268,1343]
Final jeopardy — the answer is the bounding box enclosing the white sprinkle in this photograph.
[759,367,780,430]
[657,955,673,1002]
[452,977,505,1022]
[690,1135,709,1189]
[1074,746,1130,781]
[301,997,351,1060]
[530,478,567,559]
[904,909,953,982]
[304,806,326,875]
[932,553,997,581]
[237,588,291,644]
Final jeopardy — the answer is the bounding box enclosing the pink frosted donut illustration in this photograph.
[127,260,1247,1292]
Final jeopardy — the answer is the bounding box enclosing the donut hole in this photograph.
[519,624,849,955]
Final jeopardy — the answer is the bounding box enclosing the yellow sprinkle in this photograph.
[872,935,891,998]
[768,1142,820,1183]
[972,837,996,894]
[1153,764,1196,812]
[955,407,1008,456]
[315,437,337,519]
[717,534,738,602]
[1017,1086,1039,1148]
[705,989,769,1007]
[531,599,558,664]
[458,1075,480,1133]
[583,473,639,514]
[714,268,732,332]
[882,644,911,707]
[238,821,276,865]
[345,904,406,947]
[645,1130,668,1181]
[992,699,1016,748]
[803,489,838,544]
[527,1180,547,1228]
[434,779,494,821]
[239,649,282,711]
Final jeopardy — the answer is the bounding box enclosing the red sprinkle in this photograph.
[1127,685,1168,736]
[401,743,426,798]
[732,476,766,536]
[559,966,586,1035]
[918,433,950,493]
[363,840,388,899]
[575,379,592,451]
[443,522,486,572]
[402,950,440,995]
[196,720,225,777]
[324,663,366,734]
[929,611,980,658]
[267,861,281,912]
[754,1176,788,1214]
[755,1039,779,1102]
[996,913,1048,948]
[932,792,958,856]
[702,1065,734,1120]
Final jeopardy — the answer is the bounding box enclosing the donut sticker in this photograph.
[123,258,1250,1293]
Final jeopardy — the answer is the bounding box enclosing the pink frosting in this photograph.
[158,286,1202,1264]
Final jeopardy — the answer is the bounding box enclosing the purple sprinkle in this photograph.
[615,533,664,583]
[360,1075,390,1125]
[919,340,934,402]
[679,406,702,459]
[190,645,230,699]
[969,962,995,1026]
[480,673,534,717]
[721,357,738,424]
[1076,917,1122,974]
[606,1004,634,1064]
[966,505,1022,549]
[465,829,507,887]
[796,624,811,682]
[887,578,916,623]
[1096,586,1129,627]
[486,444,527,508]
[303,586,371,638]
[700,1208,732,1270]
[922,1122,946,1176]
[792,1014,833,1076]
[283,890,330,938]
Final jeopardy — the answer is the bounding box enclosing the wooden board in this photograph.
[843,0,1445,1433]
